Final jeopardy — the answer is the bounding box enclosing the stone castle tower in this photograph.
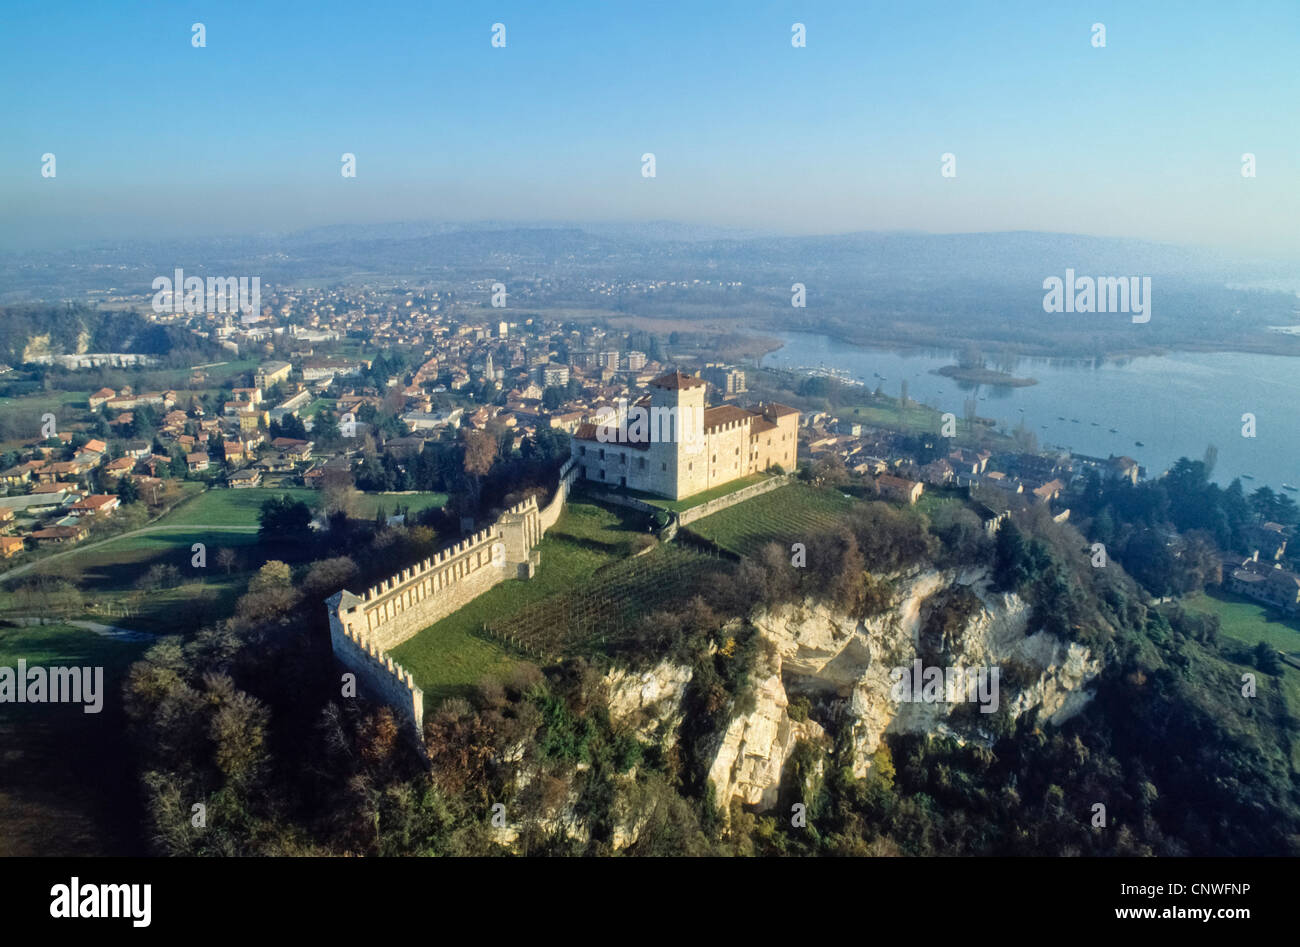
[647,371,707,498]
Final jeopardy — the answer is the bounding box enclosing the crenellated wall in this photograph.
[325,464,575,733]
[327,590,426,733]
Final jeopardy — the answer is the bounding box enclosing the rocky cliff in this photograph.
[606,566,1104,828]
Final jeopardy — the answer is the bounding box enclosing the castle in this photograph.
[569,371,798,501]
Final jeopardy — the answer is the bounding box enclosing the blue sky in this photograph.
[2,0,1297,254]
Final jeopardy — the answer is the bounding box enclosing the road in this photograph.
[0,523,259,584]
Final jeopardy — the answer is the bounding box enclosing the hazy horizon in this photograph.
[4,0,1298,255]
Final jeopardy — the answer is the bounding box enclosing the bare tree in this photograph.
[215,547,239,575]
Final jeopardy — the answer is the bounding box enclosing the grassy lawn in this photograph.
[157,487,448,528]
[1183,588,1300,654]
[352,492,449,518]
[389,500,636,703]
[835,399,1009,446]
[837,399,946,433]
[915,488,969,519]
[0,388,91,415]
[0,528,263,631]
[156,487,321,527]
[0,622,148,855]
[303,397,335,418]
[688,483,856,557]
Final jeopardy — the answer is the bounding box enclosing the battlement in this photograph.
[362,523,502,603]
[327,595,425,734]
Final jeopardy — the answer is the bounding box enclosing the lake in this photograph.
[763,332,1300,492]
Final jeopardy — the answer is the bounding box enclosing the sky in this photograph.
[2,0,1298,255]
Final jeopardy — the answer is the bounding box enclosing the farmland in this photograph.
[686,483,856,557]
[483,543,726,659]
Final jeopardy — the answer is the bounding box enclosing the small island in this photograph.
[932,364,1038,387]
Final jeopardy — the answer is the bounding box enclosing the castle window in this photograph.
[599,448,605,460]
[662,463,667,471]
[639,457,646,469]
[580,446,586,456]
[688,463,693,471]
[712,454,716,463]
[735,447,740,455]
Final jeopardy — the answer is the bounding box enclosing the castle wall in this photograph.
[326,476,572,734]
[359,524,511,650]
[677,473,791,525]
[539,458,578,531]
[327,593,425,733]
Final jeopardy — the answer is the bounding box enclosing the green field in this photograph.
[155,487,320,527]
[303,397,335,418]
[915,488,969,519]
[0,528,263,632]
[0,388,91,415]
[1183,588,1300,653]
[156,487,448,528]
[1183,588,1300,734]
[837,399,945,432]
[352,492,450,519]
[390,500,644,702]
[834,398,1011,446]
[687,483,856,557]
[0,622,148,855]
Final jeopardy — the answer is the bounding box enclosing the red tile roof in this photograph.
[649,371,706,390]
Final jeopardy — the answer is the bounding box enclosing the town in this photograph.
[2,283,1297,632]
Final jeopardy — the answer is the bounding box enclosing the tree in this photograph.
[300,556,360,602]
[116,477,140,504]
[1253,641,1281,675]
[320,467,360,518]
[270,413,307,441]
[248,560,292,594]
[258,494,313,542]
[461,427,498,514]
[215,547,239,575]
